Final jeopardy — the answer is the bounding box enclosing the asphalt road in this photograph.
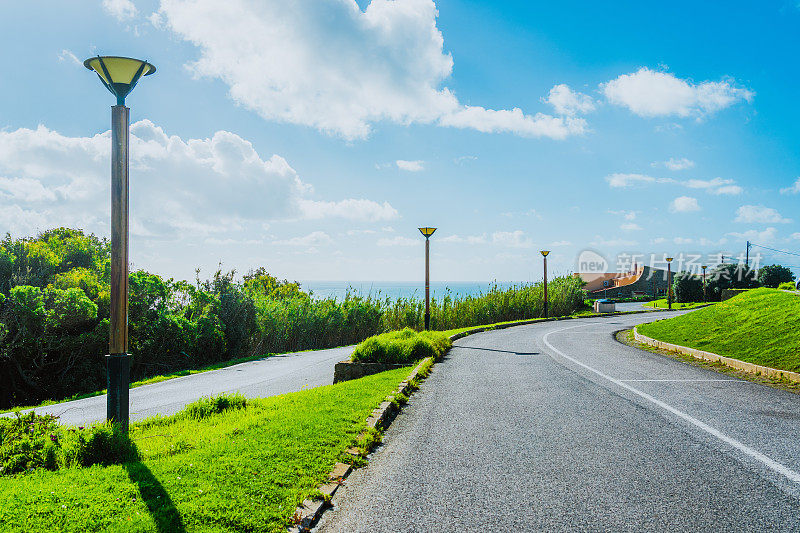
[317,312,800,532]
[6,345,352,426]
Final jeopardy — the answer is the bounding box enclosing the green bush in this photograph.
[672,272,703,303]
[178,393,248,421]
[351,328,452,364]
[778,281,797,291]
[705,263,760,301]
[758,264,796,288]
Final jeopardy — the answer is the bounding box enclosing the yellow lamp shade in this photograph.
[665,257,674,262]
[84,56,156,105]
[540,250,550,257]
[418,227,437,238]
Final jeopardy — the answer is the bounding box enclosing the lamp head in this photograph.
[665,257,674,263]
[702,265,707,270]
[540,250,550,257]
[84,56,156,106]
[418,227,437,238]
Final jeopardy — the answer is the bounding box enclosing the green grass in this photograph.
[643,299,712,310]
[637,288,800,372]
[0,367,413,532]
[351,328,451,364]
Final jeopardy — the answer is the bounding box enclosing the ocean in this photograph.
[299,281,525,301]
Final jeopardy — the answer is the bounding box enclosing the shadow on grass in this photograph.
[123,462,187,533]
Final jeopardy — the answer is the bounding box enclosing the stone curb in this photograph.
[633,326,800,384]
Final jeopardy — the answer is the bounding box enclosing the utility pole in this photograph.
[745,241,751,268]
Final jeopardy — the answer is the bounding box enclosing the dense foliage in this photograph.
[351,328,452,364]
[670,263,765,303]
[0,228,587,409]
[672,272,704,303]
[758,264,796,288]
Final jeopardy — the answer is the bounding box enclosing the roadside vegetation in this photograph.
[351,328,451,364]
[637,288,800,372]
[671,262,795,304]
[0,228,587,410]
[643,299,711,310]
[0,368,412,532]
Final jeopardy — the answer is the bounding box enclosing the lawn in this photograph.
[637,288,800,372]
[643,299,713,310]
[0,366,412,532]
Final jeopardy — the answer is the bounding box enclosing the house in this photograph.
[574,265,671,298]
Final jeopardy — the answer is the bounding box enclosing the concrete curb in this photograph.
[633,326,800,384]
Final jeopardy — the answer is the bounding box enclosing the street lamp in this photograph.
[665,257,674,310]
[540,250,550,318]
[701,265,707,303]
[418,227,437,330]
[85,56,156,432]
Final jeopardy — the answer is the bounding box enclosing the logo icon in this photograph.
[576,250,609,273]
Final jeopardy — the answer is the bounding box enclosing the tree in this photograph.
[672,272,703,303]
[757,264,796,288]
[705,263,760,301]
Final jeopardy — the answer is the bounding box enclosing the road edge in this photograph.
[633,326,800,384]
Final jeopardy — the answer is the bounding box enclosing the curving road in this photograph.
[5,345,352,426]
[317,312,800,532]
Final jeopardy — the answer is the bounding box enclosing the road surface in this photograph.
[317,312,800,532]
[5,345,352,426]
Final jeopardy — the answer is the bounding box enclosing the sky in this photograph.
[1,0,799,283]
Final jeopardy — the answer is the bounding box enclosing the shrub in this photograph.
[178,393,248,421]
[758,264,796,288]
[351,328,452,364]
[705,263,760,301]
[778,281,797,291]
[672,272,704,303]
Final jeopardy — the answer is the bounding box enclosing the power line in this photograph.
[749,242,800,259]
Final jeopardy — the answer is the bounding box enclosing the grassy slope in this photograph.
[643,299,712,310]
[638,288,800,372]
[0,367,412,533]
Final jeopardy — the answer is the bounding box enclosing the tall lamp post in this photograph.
[665,256,674,310]
[540,250,550,317]
[701,265,707,303]
[84,56,156,431]
[418,227,437,330]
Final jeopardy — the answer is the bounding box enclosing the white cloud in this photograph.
[734,205,792,224]
[591,236,638,247]
[0,121,396,239]
[606,173,673,188]
[685,177,742,195]
[273,231,333,246]
[727,227,778,242]
[396,160,424,172]
[299,199,398,221]
[155,0,585,140]
[673,237,693,244]
[453,155,477,165]
[491,230,533,248]
[621,223,642,231]
[377,236,418,247]
[652,157,695,171]
[790,233,800,240]
[669,196,700,213]
[439,233,488,244]
[608,209,637,220]
[544,84,595,116]
[601,67,753,118]
[780,177,800,195]
[551,240,571,246]
[57,49,82,66]
[103,0,138,20]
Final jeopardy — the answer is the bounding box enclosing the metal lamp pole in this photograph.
[418,227,437,330]
[84,56,156,431]
[540,250,550,317]
[701,265,707,303]
[666,257,674,310]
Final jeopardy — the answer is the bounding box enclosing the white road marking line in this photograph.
[542,323,800,484]
[619,379,746,382]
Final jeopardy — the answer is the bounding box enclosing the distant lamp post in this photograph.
[665,257,674,310]
[418,227,437,330]
[85,56,156,432]
[540,250,550,317]
[701,265,707,303]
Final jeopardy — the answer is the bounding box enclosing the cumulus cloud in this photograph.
[620,223,642,231]
[273,231,333,246]
[551,240,571,246]
[608,209,637,221]
[727,227,778,242]
[601,67,753,118]
[606,173,672,187]
[377,236,418,247]
[734,205,792,224]
[669,196,700,213]
[0,121,397,238]
[154,0,585,140]
[103,0,138,20]
[791,233,800,240]
[543,84,595,116]
[780,177,800,195]
[396,160,425,172]
[652,157,695,171]
[606,173,741,194]
[685,177,742,195]
[439,233,488,244]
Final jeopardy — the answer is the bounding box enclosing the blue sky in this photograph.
[1,0,799,283]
